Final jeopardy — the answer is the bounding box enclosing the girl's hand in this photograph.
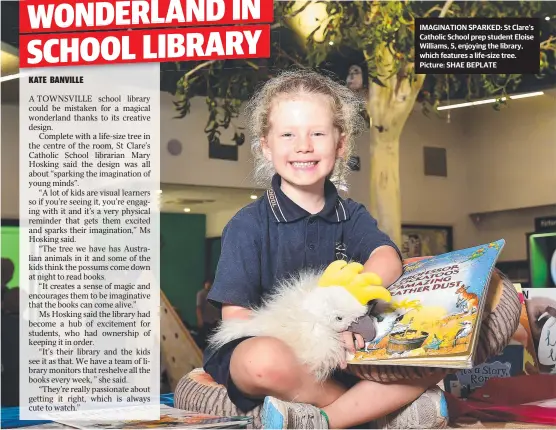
[339,331,364,369]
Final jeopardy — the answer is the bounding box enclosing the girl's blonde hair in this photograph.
[244,69,367,192]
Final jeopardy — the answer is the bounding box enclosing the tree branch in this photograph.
[184,61,215,79]
[424,6,443,18]
[415,0,454,87]
[540,35,556,51]
[181,22,281,80]
[439,0,454,18]
[424,0,454,18]
[277,46,306,68]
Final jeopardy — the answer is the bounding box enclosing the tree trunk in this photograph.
[369,131,402,248]
[366,70,425,248]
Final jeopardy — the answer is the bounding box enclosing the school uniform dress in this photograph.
[204,174,401,412]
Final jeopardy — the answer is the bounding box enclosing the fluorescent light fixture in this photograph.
[250,195,257,200]
[509,91,544,100]
[183,208,191,212]
[437,91,544,111]
[545,16,551,21]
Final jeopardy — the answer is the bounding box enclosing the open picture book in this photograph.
[348,239,505,369]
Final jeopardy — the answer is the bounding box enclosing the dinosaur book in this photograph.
[348,240,505,369]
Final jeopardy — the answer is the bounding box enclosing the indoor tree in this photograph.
[163,0,556,246]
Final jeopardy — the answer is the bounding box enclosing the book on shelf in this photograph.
[523,287,556,374]
[443,344,524,399]
[512,283,540,375]
[348,240,505,369]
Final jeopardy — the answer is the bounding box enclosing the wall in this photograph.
[463,93,556,260]
[160,93,257,188]
[466,94,556,214]
[343,94,556,262]
[206,237,222,280]
[206,206,245,237]
[0,225,20,287]
[471,205,556,262]
[347,106,477,255]
[160,213,206,326]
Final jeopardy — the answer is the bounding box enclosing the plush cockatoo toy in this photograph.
[208,261,391,381]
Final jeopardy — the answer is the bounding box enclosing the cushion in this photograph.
[174,368,262,429]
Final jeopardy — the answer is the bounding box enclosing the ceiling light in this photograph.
[250,195,257,200]
[183,208,191,212]
[329,41,334,45]
[509,91,544,100]
[545,16,550,21]
[436,91,544,111]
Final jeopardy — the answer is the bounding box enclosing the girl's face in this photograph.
[261,93,345,191]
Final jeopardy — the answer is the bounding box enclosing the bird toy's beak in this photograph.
[318,261,392,305]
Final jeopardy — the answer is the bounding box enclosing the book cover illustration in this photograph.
[443,344,524,399]
[349,240,505,367]
[523,288,556,374]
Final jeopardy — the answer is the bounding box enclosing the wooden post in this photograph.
[160,290,203,391]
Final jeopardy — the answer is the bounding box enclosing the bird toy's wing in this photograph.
[317,260,392,305]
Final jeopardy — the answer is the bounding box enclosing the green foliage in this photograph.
[168,1,556,143]
[170,58,270,145]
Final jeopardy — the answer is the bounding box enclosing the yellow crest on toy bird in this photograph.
[317,260,392,305]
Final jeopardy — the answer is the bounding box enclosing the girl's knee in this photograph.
[231,337,301,392]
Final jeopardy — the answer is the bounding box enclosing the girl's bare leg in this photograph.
[229,337,448,429]
[230,336,347,408]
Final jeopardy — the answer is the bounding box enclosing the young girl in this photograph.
[203,69,448,429]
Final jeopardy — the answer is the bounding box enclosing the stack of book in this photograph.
[444,284,556,399]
